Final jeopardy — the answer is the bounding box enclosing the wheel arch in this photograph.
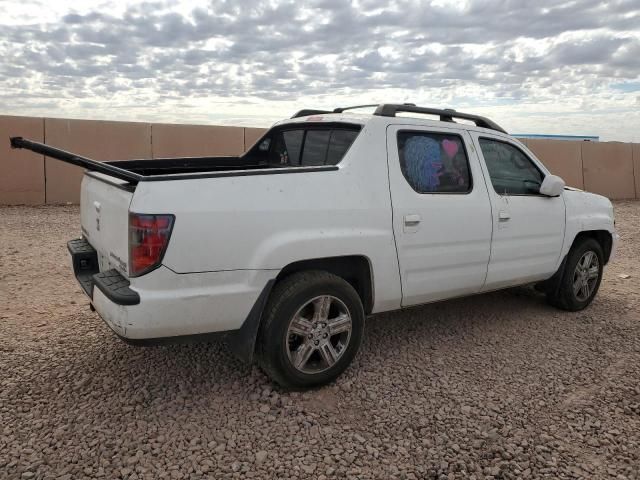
[570,230,613,264]
[226,255,374,365]
[274,255,374,314]
[542,229,611,298]
[545,229,608,311]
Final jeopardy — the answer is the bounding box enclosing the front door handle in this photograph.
[404,214,421,226]
[498,210,510,221]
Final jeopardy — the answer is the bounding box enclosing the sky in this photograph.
[1,0,639,141]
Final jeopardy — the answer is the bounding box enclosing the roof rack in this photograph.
[290,104,380,118]
[291,103,507,134]
[332,104,379,113]
[373,104,507,133]
[290,109,332,118]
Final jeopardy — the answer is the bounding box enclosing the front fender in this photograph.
[561,190,616,260]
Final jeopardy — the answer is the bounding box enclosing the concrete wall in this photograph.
[523,138,585,190]
[634,144,640,201]
[0,114,637,203]
[44,118,153,204]
[151,123,245,158]
[0,116,45,204]
[581,142,636,201]
[244,127,267,151]
[0,115,268,204]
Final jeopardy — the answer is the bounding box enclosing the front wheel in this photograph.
[547,238,604,311]
[257,271,364,389]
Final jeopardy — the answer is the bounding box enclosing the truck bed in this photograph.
[9,137,307,184]
[10,121,362,184]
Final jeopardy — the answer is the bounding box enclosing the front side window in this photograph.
[478,138,543,195]
[397,131,471,193]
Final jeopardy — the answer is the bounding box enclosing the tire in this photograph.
[257,271,365,389]
[547,238,604,311]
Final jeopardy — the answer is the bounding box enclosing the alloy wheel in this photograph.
[285,295,352,374]
[572,250,600,301]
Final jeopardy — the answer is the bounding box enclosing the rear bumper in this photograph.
[68,239,139,305]
[68,238,275,344]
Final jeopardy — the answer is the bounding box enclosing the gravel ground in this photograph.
[1,202,639,480]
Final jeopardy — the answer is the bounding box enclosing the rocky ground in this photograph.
[1,202,639,480]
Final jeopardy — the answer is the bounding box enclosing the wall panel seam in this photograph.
[43,117,47,204]
[580,142,586,193]
[633,143,638,199]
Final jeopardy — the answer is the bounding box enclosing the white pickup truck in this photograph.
[11,104,618,388]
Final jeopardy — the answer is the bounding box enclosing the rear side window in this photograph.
[270,129,304,165]
[326,130,359,165]
[397,131,471,193]
[282,130,304,165]
[261,126,360,166]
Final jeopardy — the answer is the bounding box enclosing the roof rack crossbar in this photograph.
[373,104,507,133]
[291,109,332,118]
[292,105,380,118]
[332,104,379,113]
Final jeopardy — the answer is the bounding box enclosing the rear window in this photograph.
[301,130,331,166]
[248,124,360,167]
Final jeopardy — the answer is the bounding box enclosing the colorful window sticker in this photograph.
[398,132,470,193]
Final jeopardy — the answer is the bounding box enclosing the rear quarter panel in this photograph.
[129,122,402,312]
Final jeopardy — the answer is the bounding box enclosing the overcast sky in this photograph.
[1,0,639,141]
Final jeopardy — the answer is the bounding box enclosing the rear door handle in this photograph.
[404,214,421,226]
[498,211,510,221]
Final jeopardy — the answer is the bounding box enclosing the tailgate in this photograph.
[80,173,133,277]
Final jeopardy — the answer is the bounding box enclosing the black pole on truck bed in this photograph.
[9,137,142,184]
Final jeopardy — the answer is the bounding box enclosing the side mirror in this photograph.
[539,174,565,197]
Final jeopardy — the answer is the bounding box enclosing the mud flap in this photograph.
[225,279,275,364]
[539,254,568,296]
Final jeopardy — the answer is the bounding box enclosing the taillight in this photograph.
[129,213,174,277]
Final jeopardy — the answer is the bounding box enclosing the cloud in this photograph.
[550,36,631,65]
[0,0,639,140]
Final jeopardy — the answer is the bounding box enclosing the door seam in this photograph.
[467,131,494,290]
[385,124,404,307]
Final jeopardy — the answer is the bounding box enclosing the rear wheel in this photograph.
[257,271,364,389]
[547,238,604,311]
